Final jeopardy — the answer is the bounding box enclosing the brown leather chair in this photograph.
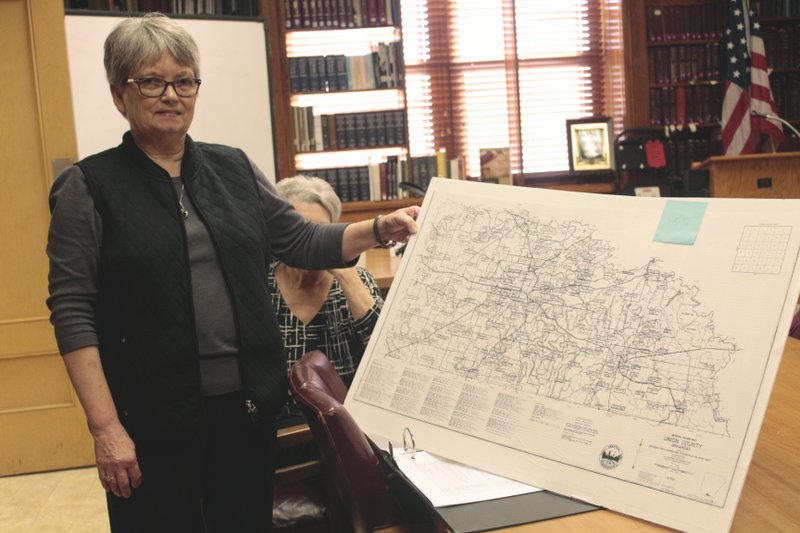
[288,350,436,533]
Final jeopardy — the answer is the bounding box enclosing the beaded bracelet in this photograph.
[372,215,396,248]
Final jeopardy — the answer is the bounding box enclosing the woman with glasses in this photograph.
[46,13,418,533]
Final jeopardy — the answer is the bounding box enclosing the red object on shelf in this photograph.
[645,140,667,168]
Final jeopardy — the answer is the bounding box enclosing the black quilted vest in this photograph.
[80,132,287,442]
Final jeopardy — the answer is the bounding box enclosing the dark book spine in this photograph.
[327,114,338,150]
[285,0,293,28]
[320,114,330,150]
[334,114,346,150]
[367,0,378,26]
[288,58,300,93]
[307,56,320,93]
[335,55,348,92]
[354,113,368,148]
[343,113,357,149]
[410,156,420,187]
[344,0,355,27]
[305,106,315,152]
[296,56,310,93]
[308,0,319,28]
[650,87,663,127]
[648,48,657,85]
[675,86,686,125]
[386,155,398,199]
[329,170,342,200]
[365,113,378,147]
[375,111,388,146]
[646,6,660,42]
[668,46,678,84]
[396,109,406,144]
[354,166,370,201]
[294,0,304,26]
[336,0,348,27]
[324,55,337,91]
[377,162,387,200]
[376,0,387,25]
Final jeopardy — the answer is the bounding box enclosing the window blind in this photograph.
[401,0,624,178]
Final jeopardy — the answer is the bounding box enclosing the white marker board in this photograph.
[64,13,277,182]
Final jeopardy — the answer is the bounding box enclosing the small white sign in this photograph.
[634,186,661,197]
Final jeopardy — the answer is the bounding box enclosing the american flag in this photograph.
[721,0,784,155]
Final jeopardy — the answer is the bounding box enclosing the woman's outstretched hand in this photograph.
[376,206,420,245]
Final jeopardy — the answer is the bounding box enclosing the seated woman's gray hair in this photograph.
[104,12,200,86]
[276,176,342,223]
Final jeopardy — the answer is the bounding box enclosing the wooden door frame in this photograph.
[0,0,93,476]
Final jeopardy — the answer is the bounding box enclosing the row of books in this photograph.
[409,155,437,192]
[664,138,721,177]
[645,3,726,43]
[649,85,723,127]
[298,156,406,202]
[756,0,800,17]
[66,0,258,14]
[625,137,721,195]
[288,43,403,93]
[763,25,800,70]
[412,151,467,187]
[298,152,467,202]
[771,71,800,122]
[284,0,399,29]
[292,108,407,152]
[647,44,721,85]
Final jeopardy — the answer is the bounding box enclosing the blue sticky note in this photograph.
[653,200,708,245]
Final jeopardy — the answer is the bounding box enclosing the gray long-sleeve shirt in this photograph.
[47,158,349,395]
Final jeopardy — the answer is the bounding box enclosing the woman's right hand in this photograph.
[94,422,142,498]
[61,346,143,498]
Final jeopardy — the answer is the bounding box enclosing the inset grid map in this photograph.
[733,225,792,274]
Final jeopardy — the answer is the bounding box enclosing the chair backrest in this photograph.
[289,350,401,533]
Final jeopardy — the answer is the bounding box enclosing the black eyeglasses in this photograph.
[125,77,202,98]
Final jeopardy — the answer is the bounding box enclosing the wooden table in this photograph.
[489,337,800,532]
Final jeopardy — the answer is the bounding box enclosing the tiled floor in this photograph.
[0,467,109,532]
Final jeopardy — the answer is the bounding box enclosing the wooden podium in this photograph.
[694,152,800,198]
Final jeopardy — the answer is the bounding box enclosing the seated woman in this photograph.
[270,176,384,422]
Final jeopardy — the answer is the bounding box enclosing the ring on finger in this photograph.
[105,473,116,482]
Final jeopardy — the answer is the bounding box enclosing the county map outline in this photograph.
[376,201,738,437]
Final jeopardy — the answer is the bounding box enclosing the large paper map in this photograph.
[346,179,800,532]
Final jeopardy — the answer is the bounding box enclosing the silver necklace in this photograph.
[178,184,189,220]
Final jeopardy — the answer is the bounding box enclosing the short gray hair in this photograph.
[104,12,200,86]
[275,176,342,222]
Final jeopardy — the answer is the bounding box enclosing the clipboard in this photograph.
[376,428,600,533]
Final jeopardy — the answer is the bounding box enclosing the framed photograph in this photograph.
[566,117,614,172]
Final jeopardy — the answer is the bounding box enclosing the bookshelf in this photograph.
[623,0,800,194]
[267,0,423,220]
[622,0,725,194]
[759,6,800,130]
[64,1,260,15]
